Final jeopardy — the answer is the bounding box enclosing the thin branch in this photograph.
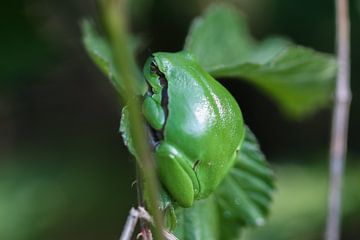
[118,207,153,240]
[119,207,178,240]
[119,208,141,240]
[325,0,351,239]
[98,0,164,239]
[136,166,152,240]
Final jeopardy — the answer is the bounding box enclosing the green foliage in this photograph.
[82,2,337,239]
[185,4,336,117]
[119,105,138,159]
[81,20,146,97]
[2,155,360,240]
[174,127,274,240]
[244,163,360,240]
[81,20,123,93]
[215,127,274,229]
[175,196,220,240]
[0,155,135,240]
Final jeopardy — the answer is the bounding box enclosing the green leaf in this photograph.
[212,47,336,118]
[184,4,336,117]
[81,19,123,93]
[119,105,139,159]
[184,5,256,70]
[174,196,220,240]
[214,126,274,240]
[174,126,274,240]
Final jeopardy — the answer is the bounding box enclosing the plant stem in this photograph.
[119,207,154,240]
[325,0,351,239]
[136,166,152,240]
[119,208,140,240]
[98,0,164,239]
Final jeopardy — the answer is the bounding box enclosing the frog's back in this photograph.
[154,52,244,198]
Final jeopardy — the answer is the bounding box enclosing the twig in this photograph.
[119,208,141,240]
[119,207,178,240]
[119,207,153,240]
[136,166,152,240]
[137,207,178,240]
[325,0,351,239]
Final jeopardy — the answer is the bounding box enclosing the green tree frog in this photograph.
[142,51,245,208]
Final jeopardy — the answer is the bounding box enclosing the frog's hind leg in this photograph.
[155,143,196,208]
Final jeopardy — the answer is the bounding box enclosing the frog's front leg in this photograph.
[142,94,165,131]
[155,143,200,207]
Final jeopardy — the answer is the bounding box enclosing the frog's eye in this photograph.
[150,61,167,88]
[150,60,159,74]
[147,60,168,110]
[144,59,164,94]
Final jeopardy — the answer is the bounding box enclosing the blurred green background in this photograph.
[0,0,359,239]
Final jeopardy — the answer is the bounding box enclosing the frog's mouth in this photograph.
[145,59,169,148]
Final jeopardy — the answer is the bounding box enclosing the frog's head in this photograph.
[143,52,196,86]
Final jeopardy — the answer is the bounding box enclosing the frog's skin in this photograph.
[142,51,245,208]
